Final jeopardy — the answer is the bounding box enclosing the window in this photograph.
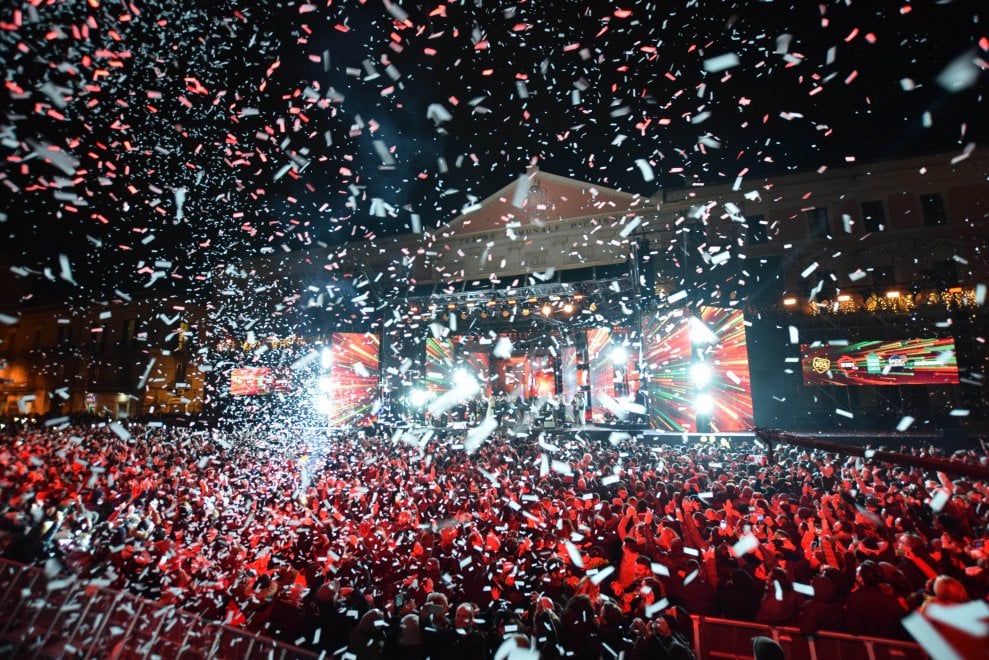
[177,321,190,352]
[175,362,188,389]
[861,200,886,232]
[90,325,107,353]
[57,324,73,346]
[807,208,829,238]
[921,193,947,226]
[121,319,137,348]
[746,214,768,244]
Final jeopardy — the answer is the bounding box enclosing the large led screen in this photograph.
[529,355,556,398]
[696,307,755,432]
[561,346,578,408]
[641,310,693,431]
[462,351,491,394]
[801,338,959,386]
[641,307,754,432]
[326,332,381,427]
[230,367,294,396]
[425,337,455,393]
[586,327,616,422]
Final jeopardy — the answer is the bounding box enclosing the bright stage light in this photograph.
[409,389,431,407]
[611,346,629,365]
[695,393,715,415]
[691,362,713,388]
[316,375,333,393]
[320,346,333,369]
[313,394,332,415]
[452,368,480,394]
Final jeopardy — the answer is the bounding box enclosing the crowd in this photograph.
[1,419,987,659]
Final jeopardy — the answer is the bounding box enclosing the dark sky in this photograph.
[0,0,985,307]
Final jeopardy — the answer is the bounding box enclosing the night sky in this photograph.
[0,0,985,307]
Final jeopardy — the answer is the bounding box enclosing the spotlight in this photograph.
[691,362,713,388]
[320,346,333,369]
[611,346,629,365]
[541,304,552,316]
[313,395,332,415]
[695,393,715,415]
[563,303,574,314]
[452,368,481,395]
[317,375,333,393]
[409,389,431,407]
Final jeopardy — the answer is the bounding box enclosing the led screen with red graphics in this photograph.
[801,338,959,386]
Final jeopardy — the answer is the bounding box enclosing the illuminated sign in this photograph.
[801,338,959,386]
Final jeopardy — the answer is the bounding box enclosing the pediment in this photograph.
[444,168,652,237]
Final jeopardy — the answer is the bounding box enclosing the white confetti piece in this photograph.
[924,601,989,637]
[793,582,815,597]
[901,611,962,660]
[634,159,655,182]
[644,597,670,618]
[929,489,950,513]
[588,565,615,585]
[108,422,131,442]
[564,541,585,568]
[619,216,642,238]
[836,408,854,419]
[703,53,740,72]
[896,416,915,432]
[936,49,981,92]
[732,534,760,557]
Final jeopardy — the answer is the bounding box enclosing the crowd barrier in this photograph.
[691,616,927,660]
[0,558,930,659]
[0,559,317,659]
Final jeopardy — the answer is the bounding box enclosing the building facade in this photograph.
[0,297,204,419]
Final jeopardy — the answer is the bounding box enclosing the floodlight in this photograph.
[691,362,713,388]
[409,389,431,407]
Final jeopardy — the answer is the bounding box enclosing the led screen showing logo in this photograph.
[801,338,959,386]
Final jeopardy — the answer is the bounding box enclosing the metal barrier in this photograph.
[0,557,931,660]
[692,616,928,660]
[0,559,317,659]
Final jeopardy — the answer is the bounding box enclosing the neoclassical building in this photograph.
[3,148,987,426]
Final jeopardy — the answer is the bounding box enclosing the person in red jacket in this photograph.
[844,560,908,639]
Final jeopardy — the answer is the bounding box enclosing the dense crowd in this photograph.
[1,420,987,658]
